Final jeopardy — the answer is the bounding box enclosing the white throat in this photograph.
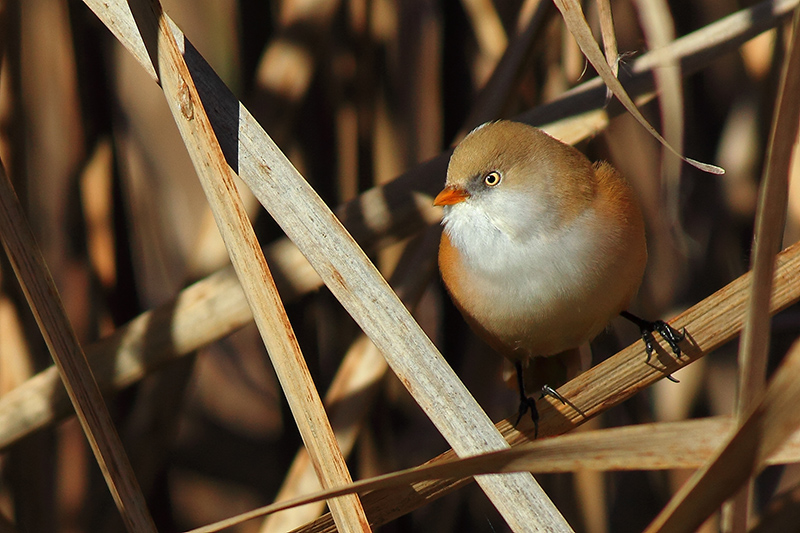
[441,199,608,294]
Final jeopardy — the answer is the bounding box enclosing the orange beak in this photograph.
[433,187,470,206]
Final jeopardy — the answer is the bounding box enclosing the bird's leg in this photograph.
[513,361,567,439]
[620,310,686,362]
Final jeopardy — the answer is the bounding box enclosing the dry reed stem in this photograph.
[553,0,722,174]
[459,0,508,81]
[521,0,798,129]
[188,0,339,278]
[644,334,800,533]
[0,264,251,451]
[260,227,441,532]
[1,0,792,528]
[0,166,155,531]
[460,0,551,135]
[128,0,370,529]
[260,335,385,533]
[633,0,685,231]
[0,3,795,528]
[715,5,800,532]
[737,6,800,428]
[733,6,800,533]
[85,1,574,531]
[183,410,800,533]
[750,481,800,532]
[0,0,794,458]
[250,0,338,150]
[502,240,800,436]
[79,139,117,287]
[294,237,800,532]
[596,0,618,114]
[460,0,507,61]
[596,0,618,76]
[258,85,656,533]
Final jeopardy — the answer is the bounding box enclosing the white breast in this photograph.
[442,200,634,357]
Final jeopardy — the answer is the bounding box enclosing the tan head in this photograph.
[434,121,598,238]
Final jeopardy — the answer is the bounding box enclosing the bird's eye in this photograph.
[484,171,502,187]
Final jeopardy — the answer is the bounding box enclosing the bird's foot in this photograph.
[641,320,686,362]
[515,386,567,439]
[620,311,686,361]
[515,396,540,437]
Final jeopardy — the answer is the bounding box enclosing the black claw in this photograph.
[620,311,685,359]
[651,320,685,357]
[540,385,567,405]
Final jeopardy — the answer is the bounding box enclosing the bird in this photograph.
[434,120,684,436]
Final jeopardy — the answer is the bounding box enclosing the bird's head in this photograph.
[434,121,597,240]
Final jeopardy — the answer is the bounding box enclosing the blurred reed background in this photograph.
[1,0,799,531]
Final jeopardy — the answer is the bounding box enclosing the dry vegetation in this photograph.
[1,0,800,532]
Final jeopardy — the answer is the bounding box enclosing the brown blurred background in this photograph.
[1,0,799,531]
